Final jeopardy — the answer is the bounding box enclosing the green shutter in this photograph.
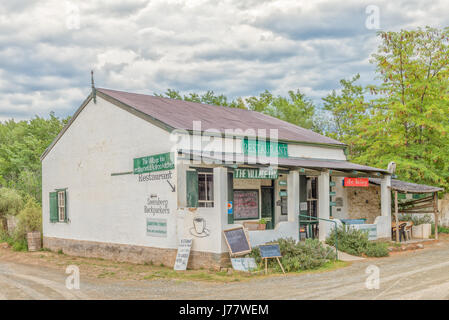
[49,192,58,222]
[186,170,198,208]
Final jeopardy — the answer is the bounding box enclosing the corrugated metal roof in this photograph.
[97,88,345,146]
[369,178,443,193]
[180,150,388,173]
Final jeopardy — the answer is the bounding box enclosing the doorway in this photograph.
[261,186,275,229]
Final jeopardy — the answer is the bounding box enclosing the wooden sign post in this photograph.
[259,243,285,275]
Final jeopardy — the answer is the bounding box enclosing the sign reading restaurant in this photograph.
[134,152,175,174]
[242,138,288,158]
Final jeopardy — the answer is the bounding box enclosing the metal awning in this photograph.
[178,150,388,174]
[369,178,443,194]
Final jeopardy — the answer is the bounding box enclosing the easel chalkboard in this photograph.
[259,243,285,274]
[223,226,251,256]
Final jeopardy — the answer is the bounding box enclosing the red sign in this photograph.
[344,177,369,187]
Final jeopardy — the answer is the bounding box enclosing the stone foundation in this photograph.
[43,237,230,270]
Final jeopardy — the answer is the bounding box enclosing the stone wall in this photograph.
[346,185,381,223]
[43,237,230,270]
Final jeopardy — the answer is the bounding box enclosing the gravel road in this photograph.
[2,242,449,299]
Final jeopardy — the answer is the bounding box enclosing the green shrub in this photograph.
[13,198,42,245]
[326,225,369,256]
[326,225,389,257]
[250,238,335,273]
[401,214,433,226]
[364,242,389,257]
[432,224,449,235]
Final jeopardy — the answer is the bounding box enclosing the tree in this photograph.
[246,90,317,130]
[322,74,369,158]
[0,113,69,202]
[356,27,449,188]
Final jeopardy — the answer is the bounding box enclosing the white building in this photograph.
[41,87,392,269]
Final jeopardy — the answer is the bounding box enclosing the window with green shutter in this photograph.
[186,170,198,208]
[50,189,68,223]
[49,192,58,222]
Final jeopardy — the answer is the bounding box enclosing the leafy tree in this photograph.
[322,74,369,158]
[246,90,317,130]
[356,27,449,188]
[0,113,69,202]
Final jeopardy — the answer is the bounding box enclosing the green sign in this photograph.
[329,191,336,196]
[146,218,167,237]
[134,152,175,174]
[330,201,337,207]
[234,168,278,179]
[279,190,288,197]
[329,181,336,187]
[242,139,288,158]
[279,180,287,186]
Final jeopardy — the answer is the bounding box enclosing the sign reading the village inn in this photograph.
[234,167,278,179]
[344,177,369,187]
[133,152,175,174]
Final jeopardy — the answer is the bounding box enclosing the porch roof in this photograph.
[179,150,388,174]
[369,178,443,194]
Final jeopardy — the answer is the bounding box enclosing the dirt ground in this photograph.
[1,236,449,299]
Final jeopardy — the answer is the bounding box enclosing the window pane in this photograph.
[198,174,206,201]
[206,175,214,201]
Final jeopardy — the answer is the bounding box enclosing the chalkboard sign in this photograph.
[223,227,251,256]
[259,244,282,258]
[234,190,259,220]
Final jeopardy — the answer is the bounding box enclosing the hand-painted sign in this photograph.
[343,177,369,187]
[234,168,278,179]
[174,238,193,271]
[134,152,175,174]
[231,258,257,272]
[146,218,167,237]
[223,227,251,256]
[259,244,282,258]
[233,190,259,219]
[242,139,288,158]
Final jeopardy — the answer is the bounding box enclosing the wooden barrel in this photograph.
[27,231,42,252]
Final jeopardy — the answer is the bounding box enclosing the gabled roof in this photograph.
[41,87,345,160]
[96,88,345,146]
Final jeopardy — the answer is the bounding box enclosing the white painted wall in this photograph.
[42,96,178,250]
[42,94,349,256]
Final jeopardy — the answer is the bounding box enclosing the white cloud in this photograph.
[0,0,448,120]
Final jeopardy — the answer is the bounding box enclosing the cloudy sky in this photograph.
[0,0,447,121]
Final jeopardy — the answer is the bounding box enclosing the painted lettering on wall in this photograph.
[144,195,170,215]
[138,170,173,182]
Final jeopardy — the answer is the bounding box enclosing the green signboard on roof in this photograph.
[134,152,175,174]
[242,139,288,158]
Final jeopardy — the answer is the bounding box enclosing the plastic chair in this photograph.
[392,222,407,242]
[404,221,413,241]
